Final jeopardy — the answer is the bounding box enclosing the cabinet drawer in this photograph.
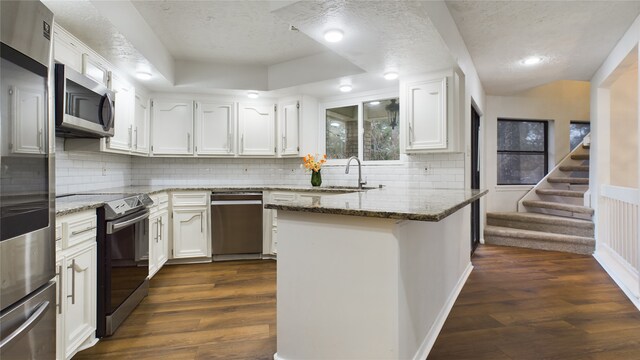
[270,192,297,202]
[64,212,97,249]
[172,192,209,207]
[156,193,169,210]
[55,224,63,252]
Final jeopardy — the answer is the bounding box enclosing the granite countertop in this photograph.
[55,185,487,221]
[54,185,367,216]
[263,187,488,222]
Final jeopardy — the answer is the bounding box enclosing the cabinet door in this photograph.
[238,103,275,156]
[64,243,96,360]
[53,27,83,73]
[172,208,208,258]
[195,101,234,155]
[133,94,150,155]
[151,100,194,155]
[55,258,64,360]
[158,211,169,267]
[279,100,299,156]
[405,77,447,151]
[9,86,45,154]
[148,215,159,278]
[107,77,135,152]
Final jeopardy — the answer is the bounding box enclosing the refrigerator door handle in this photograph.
[0,300,50,350]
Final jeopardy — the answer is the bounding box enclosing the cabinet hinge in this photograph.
[151,100,154,107]
[151,145,154,152]
[195,102,198,109]
[296,101,300,109]
[274,146,277,153]
[274,105,277,112]
[171,249,174,256]
[297,146,300,152]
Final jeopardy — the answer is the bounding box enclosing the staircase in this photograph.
[485,136,595,255]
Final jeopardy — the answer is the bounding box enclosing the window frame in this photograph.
[496,118,549,186]
[320,89,401,165]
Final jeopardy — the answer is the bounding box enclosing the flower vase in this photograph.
[311,170,322,187]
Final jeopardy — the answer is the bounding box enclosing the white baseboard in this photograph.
[594,250,640,311]
[412,262,474,360]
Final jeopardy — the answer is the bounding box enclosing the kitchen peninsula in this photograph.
[264,187,487,360]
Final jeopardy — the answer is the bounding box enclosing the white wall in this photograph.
[610,66,639,188]
[485,80,591,212]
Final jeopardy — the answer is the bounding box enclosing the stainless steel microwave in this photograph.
[54,63,115,138]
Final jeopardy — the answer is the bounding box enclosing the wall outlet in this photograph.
[102,165,107,176]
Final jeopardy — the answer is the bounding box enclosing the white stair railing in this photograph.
[595,185,640,306]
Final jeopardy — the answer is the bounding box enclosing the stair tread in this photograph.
[547,177,589,184]
[484,225,595,243]
[522,200,594,215]
[535,188,585,198]
[487,212,593,227]
[571,154,590,160]
[559,165,589,172]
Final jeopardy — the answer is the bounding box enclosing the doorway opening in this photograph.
[471,105,481,255]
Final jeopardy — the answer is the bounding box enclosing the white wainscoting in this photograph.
[595,185,640,310]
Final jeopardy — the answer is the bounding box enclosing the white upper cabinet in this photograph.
[238,103,276,156]
[151,99,194,155]
[277,99,300,157]
[133,93,150,155]
[107,74,135,152]
[401,69,464,153]
[9,85,45,154]
[404,77,447,151]
[195,101,235,156]
[53,25,83,72]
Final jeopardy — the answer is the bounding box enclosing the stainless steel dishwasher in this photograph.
[211,192,263,260]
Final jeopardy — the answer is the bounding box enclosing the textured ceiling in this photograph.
[446,0,640,95]
[273,1,454,77]
[42,0,171,87]
[131,0,326,65]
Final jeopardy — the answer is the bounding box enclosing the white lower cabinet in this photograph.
[171,192,209,259]
[149,192,169,278]
[55,210,97,360]
[149,211,169,277]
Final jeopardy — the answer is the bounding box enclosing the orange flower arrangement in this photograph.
[302,153,327,173]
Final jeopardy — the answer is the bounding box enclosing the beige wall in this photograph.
[485,80,591,212]
[610,66,639,188]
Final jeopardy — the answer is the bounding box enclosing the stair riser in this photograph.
[484,235,594,255]
[526,207,593,220]
[487,217,594,237]
[535,195,584,206]
[547,179,589,185]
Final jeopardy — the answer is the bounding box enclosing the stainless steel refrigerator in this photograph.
[0,1,57,358]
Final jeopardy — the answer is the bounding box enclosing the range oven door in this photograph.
[101,209,149,326]
[54,63,115,138]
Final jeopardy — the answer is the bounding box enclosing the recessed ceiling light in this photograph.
[369,101,381,105]
[136,71,152,80]
[383,72,398,80]
[521,56,543,66]
[324,29,344,43]
[339,84,352,92]
[247,91,259,99]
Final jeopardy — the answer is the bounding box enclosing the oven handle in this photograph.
[106,210,150,234]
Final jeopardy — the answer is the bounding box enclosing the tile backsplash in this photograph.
[130,153,465,189]
[55,137,464,194]
[55,138,132,195]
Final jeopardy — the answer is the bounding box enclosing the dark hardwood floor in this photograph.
[75,245,640,359]
[74,260,277,360]
[429,245,640,359]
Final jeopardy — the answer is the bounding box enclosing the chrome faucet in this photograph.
[345,156,367,189]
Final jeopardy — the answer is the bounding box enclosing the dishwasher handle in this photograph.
[211,200,263,206]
